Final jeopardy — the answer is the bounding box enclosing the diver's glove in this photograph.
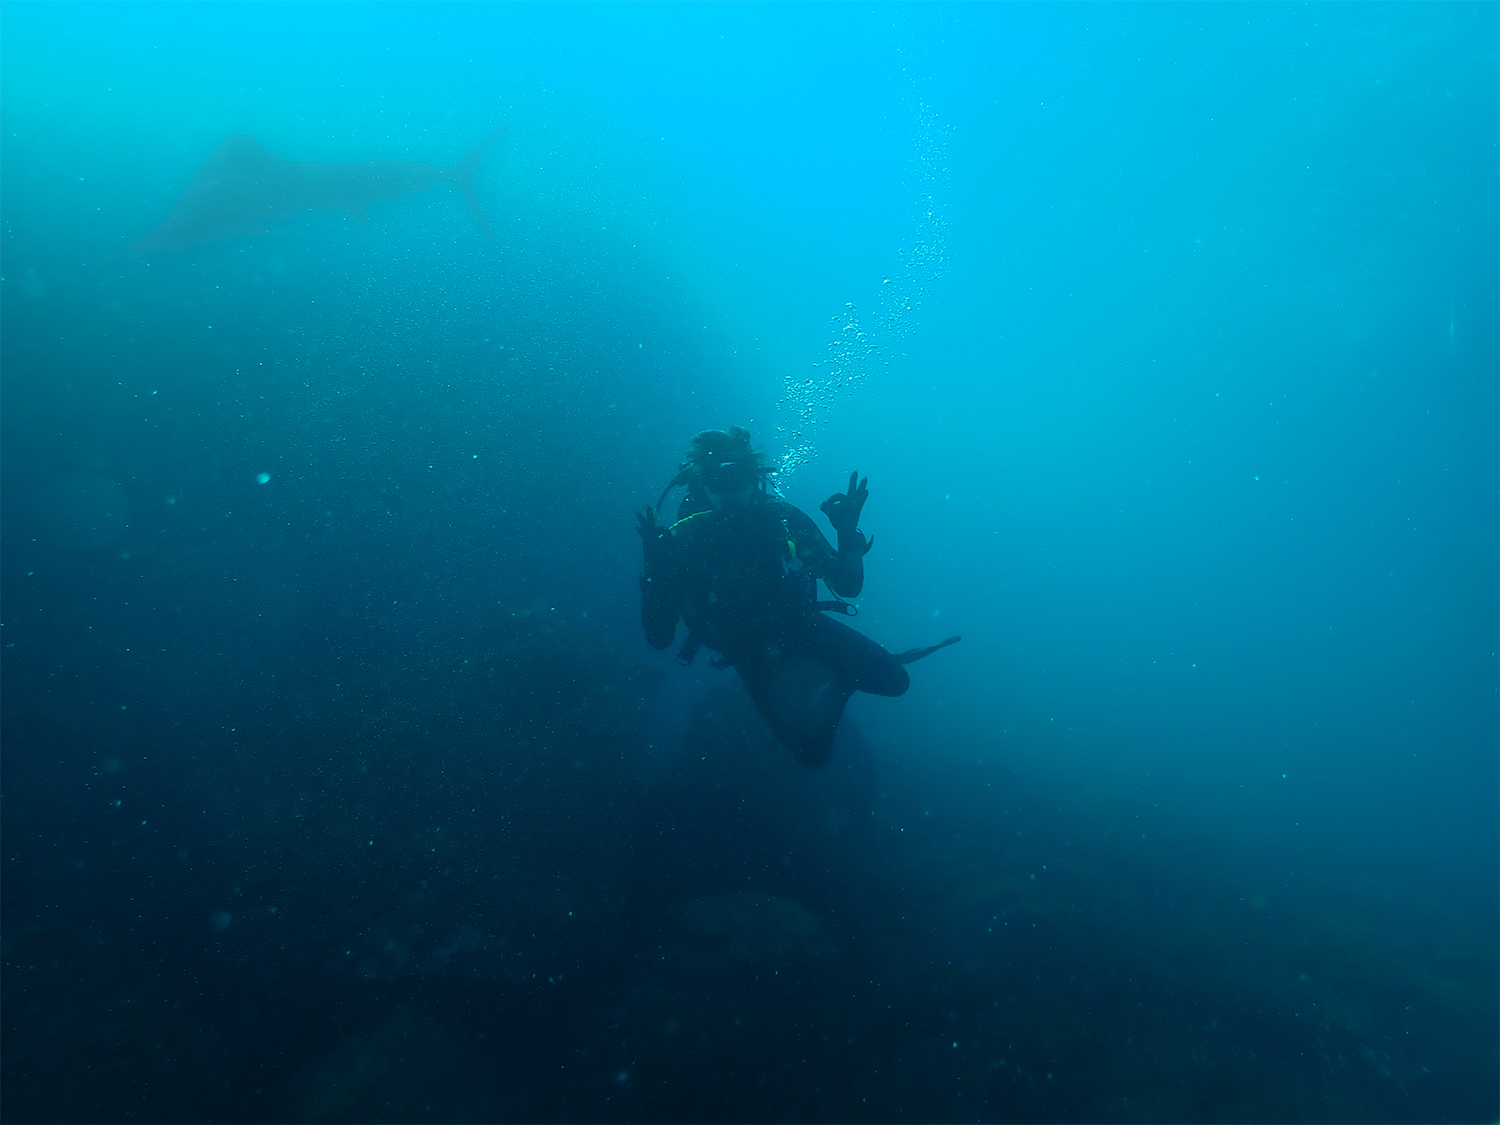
[636,506,671,566]
[821,472,874,555]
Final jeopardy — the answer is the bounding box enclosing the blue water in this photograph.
[3,4,1495,1121]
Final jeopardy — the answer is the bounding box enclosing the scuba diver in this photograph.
[638,427,959,767]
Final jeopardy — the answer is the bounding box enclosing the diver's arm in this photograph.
[784,504,866,599]
[637,507,681,649]
[816,472,874,597]
[830,527,868,598]
[640,568,680,649]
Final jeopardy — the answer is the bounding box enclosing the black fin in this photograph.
[895,635,961,666]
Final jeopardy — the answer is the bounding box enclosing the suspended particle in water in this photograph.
[255,472,271,485]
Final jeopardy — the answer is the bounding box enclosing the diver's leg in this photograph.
[733,646,842,768]
[805,615,910,697]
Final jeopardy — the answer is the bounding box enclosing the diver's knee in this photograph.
[788,733,834,768]
[879,664,910,697]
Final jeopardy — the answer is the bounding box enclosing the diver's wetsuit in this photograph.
[641,490,907,765]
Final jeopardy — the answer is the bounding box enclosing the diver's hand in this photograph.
[637,506,670,563]
[820,472,869,535]
[636,505,660,541]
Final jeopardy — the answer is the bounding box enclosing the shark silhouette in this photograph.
[126,127,507,254]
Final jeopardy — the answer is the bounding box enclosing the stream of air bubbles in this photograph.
[777,100,950,479]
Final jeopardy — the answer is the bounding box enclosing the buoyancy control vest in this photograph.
[668,498,818,661]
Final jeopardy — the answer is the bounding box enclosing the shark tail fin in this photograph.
[452,126,509,240]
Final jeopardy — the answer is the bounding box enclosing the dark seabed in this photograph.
[2,5,1496,1123]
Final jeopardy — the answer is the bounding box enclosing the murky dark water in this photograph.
[4,6,1495,1121]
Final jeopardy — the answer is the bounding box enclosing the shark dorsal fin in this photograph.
[188,134,277,188]
[214,133,275,164]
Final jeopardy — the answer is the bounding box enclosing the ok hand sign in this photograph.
[820,472,869,536]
